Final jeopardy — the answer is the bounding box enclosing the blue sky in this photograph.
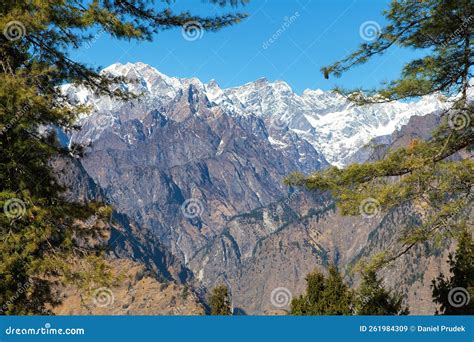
[72,0,422,94]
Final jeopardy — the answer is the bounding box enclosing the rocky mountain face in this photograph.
[51,156,203,314]
[54,259,205,316]
[59,62,460,314]
[63,62,449,167]
[346,113,442,164]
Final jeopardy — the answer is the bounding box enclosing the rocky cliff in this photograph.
[56,62,465,314]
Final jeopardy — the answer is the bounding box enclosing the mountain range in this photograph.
[56,62,463,314]
[63,62,450,167]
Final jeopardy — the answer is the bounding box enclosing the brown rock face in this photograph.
[54,259,204,315]
[187,190,451,314]
[52,156,206,315]
[58,66,459,315]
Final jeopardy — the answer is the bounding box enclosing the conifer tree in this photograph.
[432,229,474,315]
[0,0,247,314]
[291,266,353,315]
[209,284,232,315]
[355,270,409,315]
[286,0,473,266]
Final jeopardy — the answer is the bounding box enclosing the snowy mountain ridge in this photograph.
[63,62,453,166]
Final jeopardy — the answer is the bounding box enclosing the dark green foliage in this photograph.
[323,0,473,102]
[291,266,353,315]
[209,285,232,315]
[0,0,246,314]
[292,266,411,316]
[432,230,474,315]
[286,0,473,266]
[355,270,409,315]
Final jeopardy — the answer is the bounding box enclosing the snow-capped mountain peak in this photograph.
[67,62,460,167]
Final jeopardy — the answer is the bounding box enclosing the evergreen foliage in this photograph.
[286,0,473,266]
[292,266,410,316]
[291,266,354,315]
[355,269,409,315]
[209,284,232,315]
[432,229,474,315]
[0,0,246,314]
